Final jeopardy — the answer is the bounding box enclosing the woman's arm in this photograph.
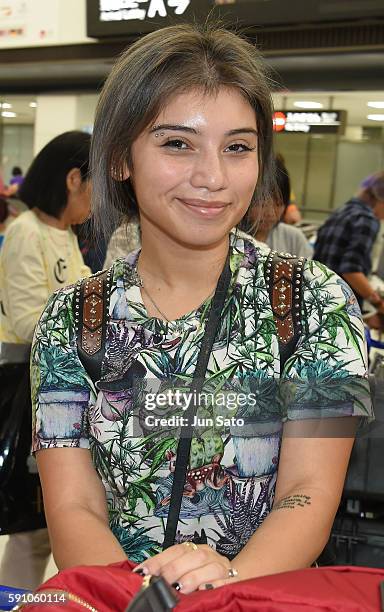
[231,419,355,579]
[37,448,127,569]
[342,271,384,312]
[132,419,356,592]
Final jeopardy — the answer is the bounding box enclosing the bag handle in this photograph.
[73,268,112,383]
[74,253,232,550]
[162,252,232,549]
[74,249,304,550]
[264,251,305,371]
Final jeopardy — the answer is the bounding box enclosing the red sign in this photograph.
[273,111,286,132]
[272,110,345,134]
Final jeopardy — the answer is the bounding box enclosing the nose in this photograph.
[190,148,228,191]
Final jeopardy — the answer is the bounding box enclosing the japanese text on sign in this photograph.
[99,0,191,21]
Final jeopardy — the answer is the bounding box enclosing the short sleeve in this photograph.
[280,260,373,423]
[31,285,95,451]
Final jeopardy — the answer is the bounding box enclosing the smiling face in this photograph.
[125,87,259,250]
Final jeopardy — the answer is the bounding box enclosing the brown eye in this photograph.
[162,139,188,149]
[226,143,253,153]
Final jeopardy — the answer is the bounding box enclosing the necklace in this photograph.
[141,284,173,324]
[134,265,181,330]
[134,264,212,333]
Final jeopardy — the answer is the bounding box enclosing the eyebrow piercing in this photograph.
[154,132,165,138]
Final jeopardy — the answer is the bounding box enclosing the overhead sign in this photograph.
[87,0,205,35]
[273,110,346,134]
[0,0,61,47]
[87,0,384,38]
[98,0,191,22]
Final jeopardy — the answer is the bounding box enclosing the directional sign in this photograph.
[273,110,346,134]
[87,0,384,38]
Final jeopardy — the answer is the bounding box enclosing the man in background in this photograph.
[314,172,384,319]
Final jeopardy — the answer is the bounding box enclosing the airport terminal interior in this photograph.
[0,0,384,606]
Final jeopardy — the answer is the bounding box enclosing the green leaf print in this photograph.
[39,345,88,390]
[307,259,334,282]
[111,525,160,562]
[316,342,342,355]
[127,477,158,516]
[140,437,177,476]
[335,311,365,361]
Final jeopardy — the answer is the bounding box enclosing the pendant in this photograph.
[128,265,143,288]
[172,321,184,335]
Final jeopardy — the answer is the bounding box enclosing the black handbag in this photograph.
[332,513,384,568]
[0,362,46,534]
[343,355,384,501]
[330,355,384,568]
[125,575,179,612]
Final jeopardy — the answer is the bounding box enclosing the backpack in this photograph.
[73,251,305,381]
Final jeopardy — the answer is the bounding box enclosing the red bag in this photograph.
[19,561,384,611]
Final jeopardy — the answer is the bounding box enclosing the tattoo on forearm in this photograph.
[273,495,312,511]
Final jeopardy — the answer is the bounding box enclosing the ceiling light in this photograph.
[367,101,384,109]
[367,114,384,121]
[1,111,16,118]
[293,101,323,109]
[0,102,12,109]
[29,102,37,108]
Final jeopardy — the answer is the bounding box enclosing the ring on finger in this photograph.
[228,567,238,578]
[183,541,198,551]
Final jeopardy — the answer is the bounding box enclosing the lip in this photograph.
[178,198,229,218]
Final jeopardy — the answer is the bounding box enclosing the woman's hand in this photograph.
[133,543,240,593]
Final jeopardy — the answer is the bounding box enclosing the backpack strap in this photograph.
[73,268,113,383]
[264,251,305,370]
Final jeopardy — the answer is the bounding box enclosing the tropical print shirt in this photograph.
[31,232,372,563]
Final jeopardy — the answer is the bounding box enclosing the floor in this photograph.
[0,535,57,586]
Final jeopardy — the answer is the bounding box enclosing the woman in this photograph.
[0,197,12,249]
[253,156,312,258]
[4,165,24,198]
[31,24,372,593]
[0,131,91,589]
[9,166,24,187]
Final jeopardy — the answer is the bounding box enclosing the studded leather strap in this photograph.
[264,251,305,370]
[73,268,112,383]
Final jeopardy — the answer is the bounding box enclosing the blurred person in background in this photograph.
[283,193,302,225]
[252,155,312,258]
[3,166,24,198]
[0,168,6,197]
[274,154,302,225]
[314,171,384,324]
[76,219,107,273]
[0,131,91,589]
[103,214,140,268]
[9,166,24,187]
[0,197,12,249]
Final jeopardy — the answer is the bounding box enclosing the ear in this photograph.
[111,161,130,182]
[66,167,82,193]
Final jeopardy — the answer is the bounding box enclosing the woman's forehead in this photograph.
[151,86,257,130]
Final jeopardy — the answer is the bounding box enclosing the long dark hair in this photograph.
[19,131,91,219]
[0,198,9,224]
